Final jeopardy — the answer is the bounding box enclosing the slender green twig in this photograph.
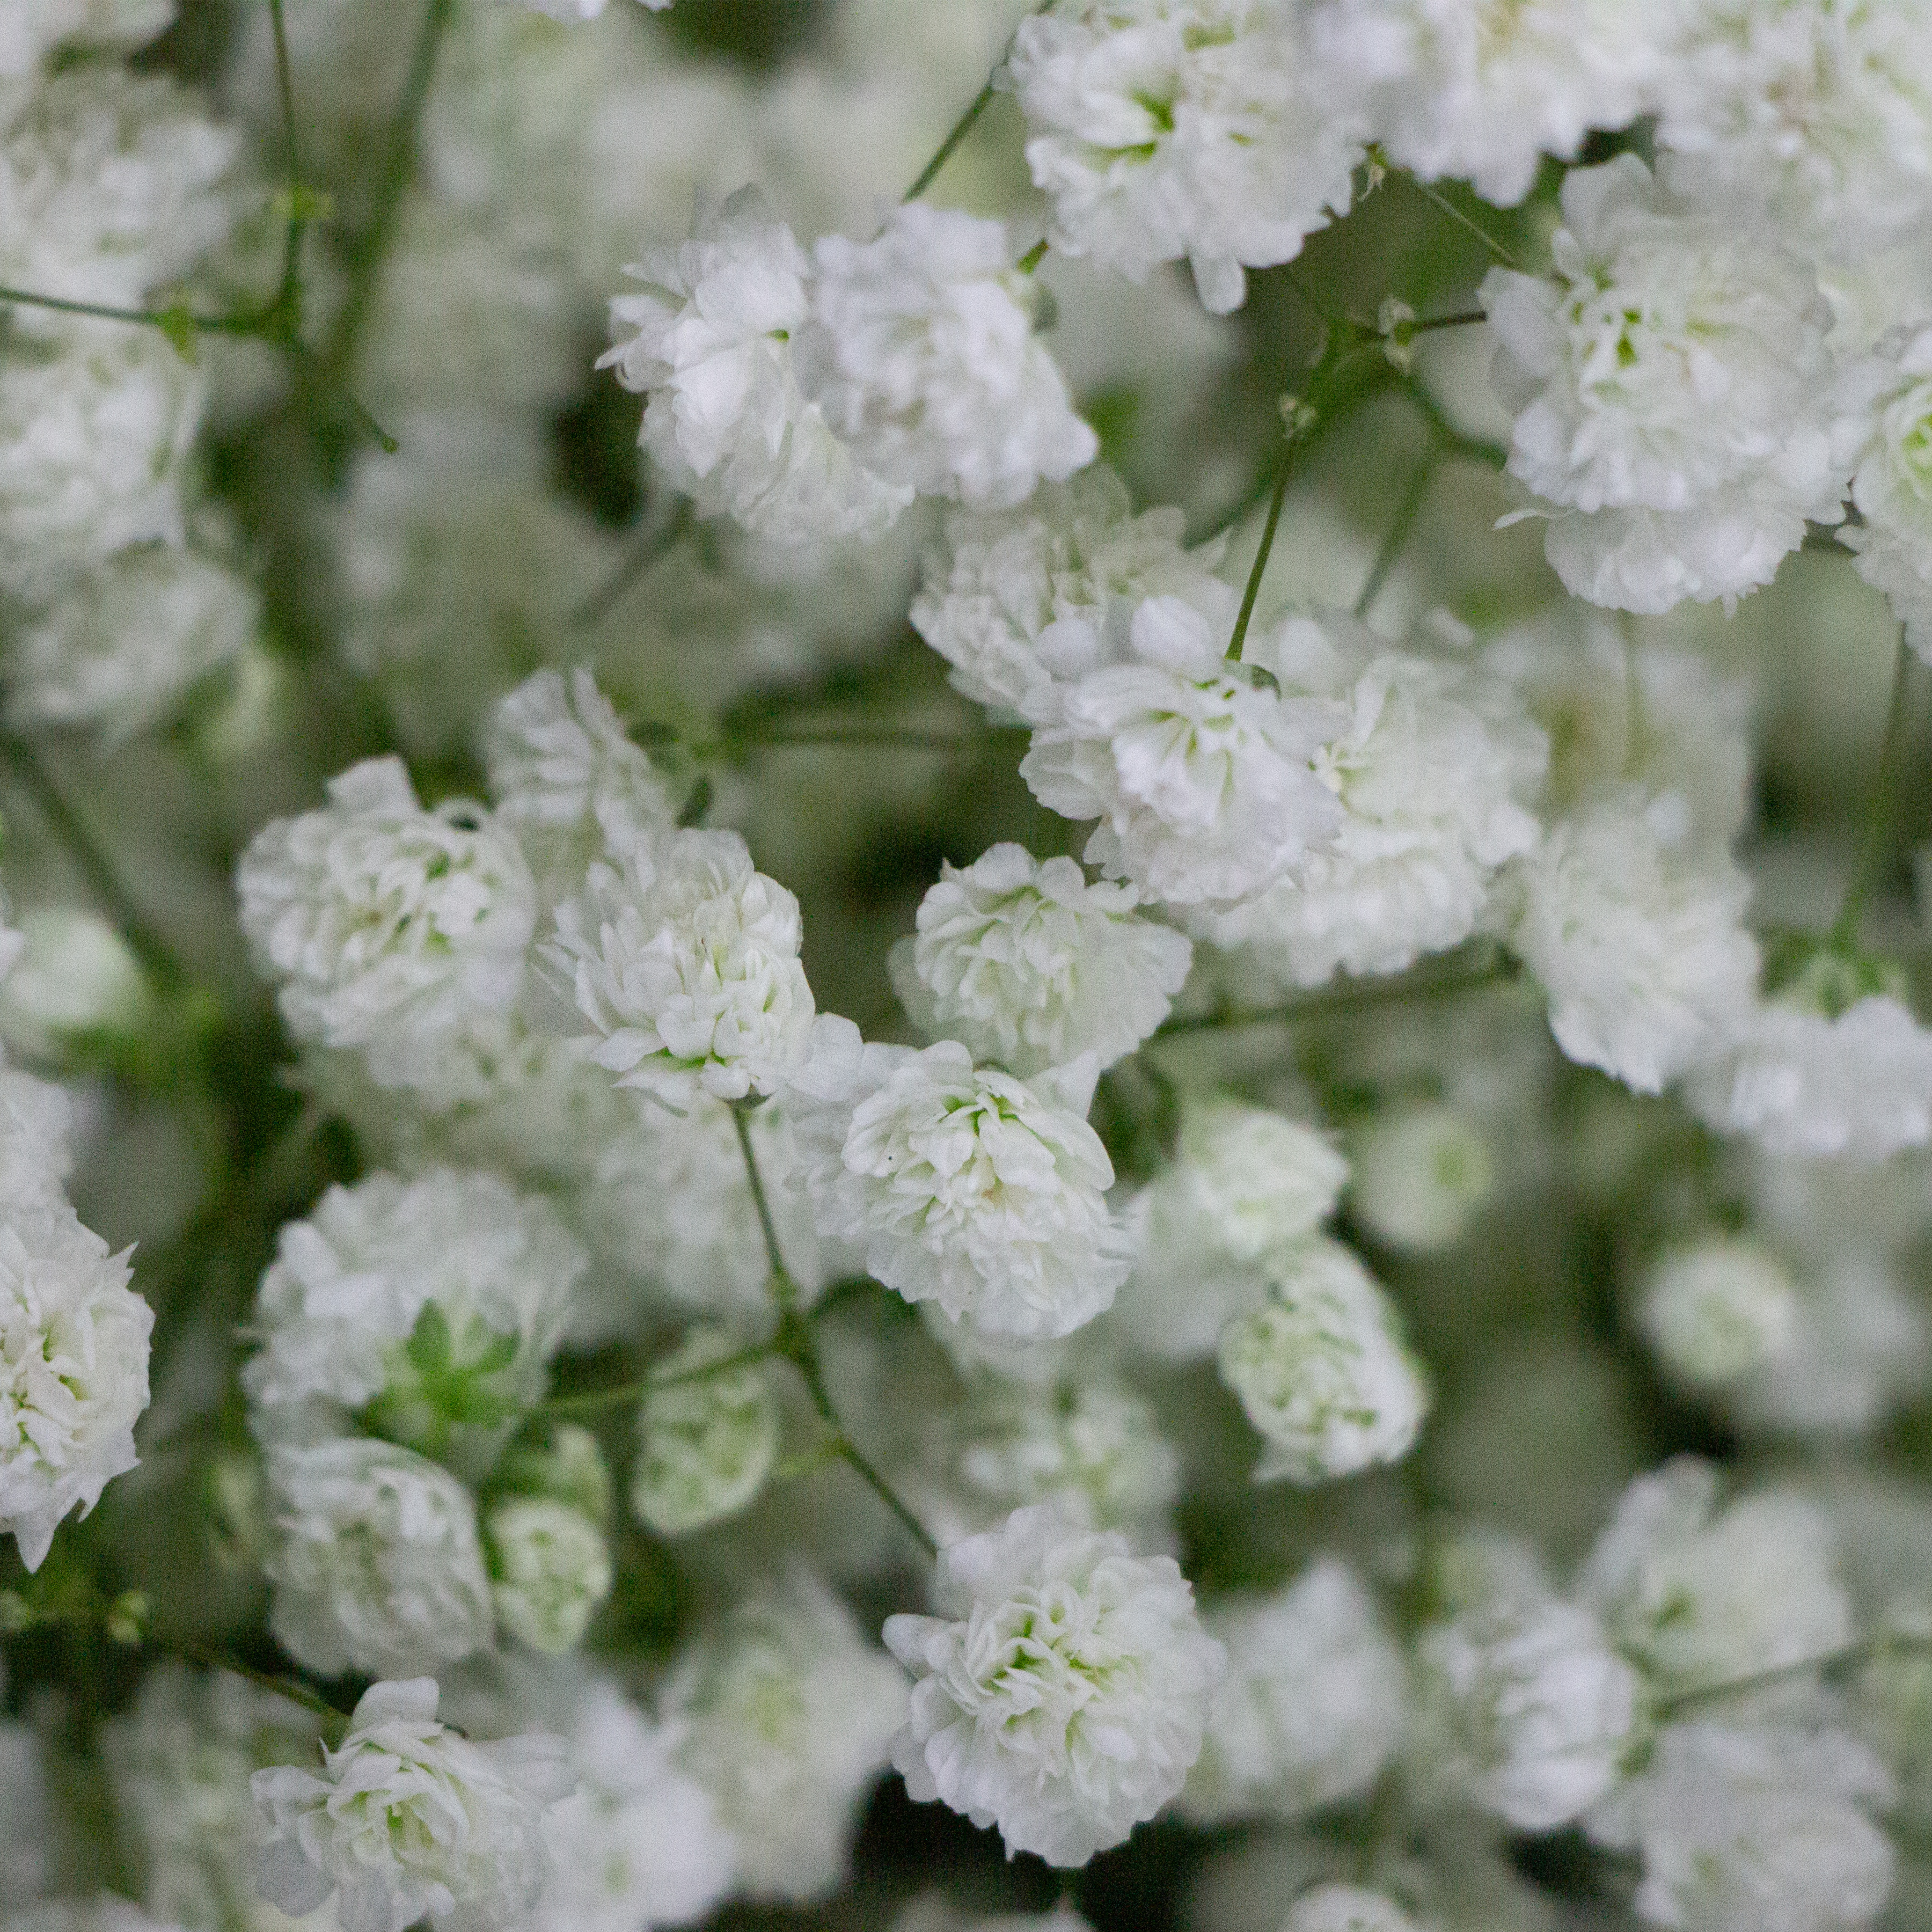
[731,1101,794,1305]
[1353,444,1439,620]
[1157,946,1516,1037]
[902,1,1052,203]
[0,287,253,336]
[1829,626,1918,950]
[158,1642,351,1738]
[0,733,188,991]
[1394,167,1526,272]
[1226,434,1297,663]
[569,501,693,630]
[539,1340,778,1416]
[319,0,455,381]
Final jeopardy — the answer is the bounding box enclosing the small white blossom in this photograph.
[910,464,1214,722]
[0,66,244,321]
[601,191,910,549]
[1838,323,1932,662]
[484,1497,612,1655]
[1512,789,1761,1094]
[0,1205,147,1572]
[1347,1101,1496,1253]
[1639,1238,1803,1389]
[1188,617,1547,986]
[1578,1458,1853,1700]
[1283,1888,1423,1932]
[1587,1717,1896,1932]
[533,1672,736,1932]
[0,909,150,1063]
[236,759,538,1105]
[485,669,674,904]
[884,1502,1225,1866]
[1305,0,1664,207]
[1481,155,1849,614]
[631,1324,780,1536]
[1685,984,1932,1163]
[1410,1535,1639,1831]
[251,1677,574,1932]
[1009,0,1364,314]
[803,205,1096,508]
[1115,1097,1348,1360]
[0,320,203,602]
[787,1020,1131,1341]
[5,543,257,742]
[243,1168,584,1474]
[1020,592,1348,907]
[1183,1558,1407,1825]
[890,844,1191,1076]
[1655,0,1932,258]
[549,826,815,1109]
[1217,1238,1428,1484]
[662,1572,906,1902]
[263,1438,496,1681]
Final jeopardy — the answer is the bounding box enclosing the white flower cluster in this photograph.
[603,193,1094,549]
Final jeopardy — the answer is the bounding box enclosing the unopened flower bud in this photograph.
[1348,1101,1495,1252]
[632,1327,779,1536]
[484,1494,612,1655]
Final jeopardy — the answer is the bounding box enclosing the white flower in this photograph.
[236,759,538,1106]
[1347,1101,1496,1253]
[1512,789,1761,1094]
[601,191,910,548]
[1578,1458,1853,1700]
[910,464,1215,722]
[0,1205,148,1572]
[1182,1558,1407,1825]
[251,1677,574,1932]
[1305,0,1663,207]
[549,826,814,1109]
[1188,618,1547,986]
[263,1439,496,1681]
[1655,0,1932,258]
[1114,1097,1348,1360]
[1638,1238,1803,1388]
[0,65,245,320]
[103,1664,329,1932]
[484,1497,612,1655]
[0,1059,71,1213]
[1009,0,1364,313]
[1684,985,1932,1163]
[909,1371,1181,1548]
[883,1502,1225,1866]
[0,909,150,1063]
[243,1168,584,1475]
[1481,156,1849,614]
[5,543,258,742]
[1020,592,1348,907]
[803,205,1096,508]
[485,669,674,905]
[1586,1718,1896,1932]
[1411,1537,1638,1831]
[1282,1888,1423,1932]
[1216,1237,1428,1483]
[533,1673,736,1932]
[890,844,1191,1076]
[631,1324,780,1536]
[0,320,203,602]
[787,1020,1132,1341]
[0,0,172,74]
[662,1572,907,1902]
[1838,323,1932,662]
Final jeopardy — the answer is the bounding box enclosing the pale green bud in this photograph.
[1638,1238,1801,1388]
[483,1495,613,1654]
[1348,1101,1495,1252]
[632,1326,779,1536]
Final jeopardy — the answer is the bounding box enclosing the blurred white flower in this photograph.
[484,1496,612,1655]
[631,1324,780,1536]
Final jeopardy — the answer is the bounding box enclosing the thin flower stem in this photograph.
[1157,946,1515,1036]
[1395,167,1526,272]
[320,0,455,381]
[1406,308,1488,334]
[1017,237,1049,274]
[538,1340,778,1415]
[1644,1631,1932,1719]
[267,0,309,327]
[0,287,252,336]
[730,1100,938,1560]
[159,1641,352,1739]
[1829,626,1918,950]
[728,724,985,753]
[1353,444,1439,620]
[569,500,693,630]
[901,1,1051,204]
[0,733,189,992]
[1226,436,1297,663]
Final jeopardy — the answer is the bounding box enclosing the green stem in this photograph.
[1406,308,1488,335]
[904,75,1000,203]
[730,1101,938,1560]
[1394,166,1526,272]
[1157,945,1515,1037]
[1645,1633,1920,1720]
[1226,432,1297,663]
[0,288,254,337]
[569,500,693,631]
[539,1340,777,1416]
[319,0,455,382]
[157,1642,350,1740]
[0,734,189,992]
[1829,626,1918,951]
[726,724,984,755]
[1353,444,1439,620]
